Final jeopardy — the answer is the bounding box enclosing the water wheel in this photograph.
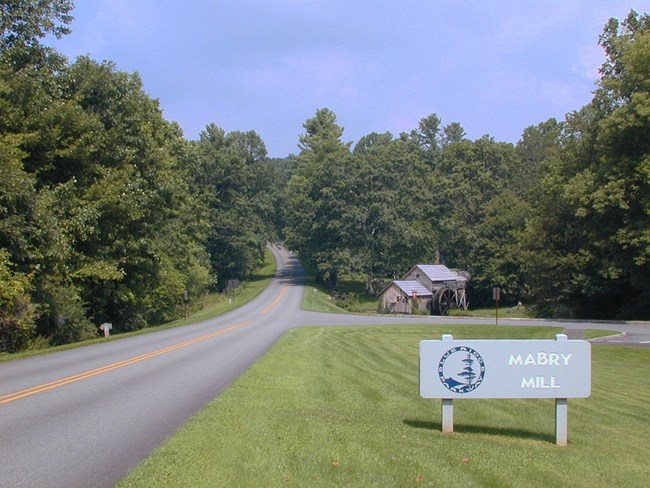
[432,288,452,316]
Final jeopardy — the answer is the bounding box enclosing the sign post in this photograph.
[555,334,569,446]
[227,279,240,303]
[441,334,454,432]
[493,287,501,325]
[420,334,591,445]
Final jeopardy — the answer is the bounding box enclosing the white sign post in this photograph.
[420,334,591,445]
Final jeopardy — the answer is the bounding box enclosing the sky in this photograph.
[48,1,649,158]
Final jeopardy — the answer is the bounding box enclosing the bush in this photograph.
[0,251,38,352]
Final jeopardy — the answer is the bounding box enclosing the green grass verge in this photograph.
[583,329,621,340]
[449,306,536,319]
[302,277,379,314]
[0,249,276,362]
[118,325,650,487]
[302,282,348,313]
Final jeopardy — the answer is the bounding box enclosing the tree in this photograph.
[285,108,353,285]
[349,134,437,284]
[286,112,439,290]
[1,0,73,50]
[514,118,563,199]
[432,136,526,305]
[522,11,650,318]
[441,122,467,147]
[190,124,273,288]
[1,50,215,341]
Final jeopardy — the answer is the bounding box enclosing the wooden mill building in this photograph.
[379,264,469,315]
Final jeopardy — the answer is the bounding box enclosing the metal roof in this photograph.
[393,281,433,296]
[414,264,466,282]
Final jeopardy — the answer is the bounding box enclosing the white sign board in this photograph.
[420,336,591,399]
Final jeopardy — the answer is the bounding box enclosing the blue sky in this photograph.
[49,1,648,157]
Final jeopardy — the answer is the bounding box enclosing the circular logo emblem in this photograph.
[438,346,486,394]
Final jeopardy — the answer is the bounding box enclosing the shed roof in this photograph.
[413,264,466,282]
[393,280,433,296]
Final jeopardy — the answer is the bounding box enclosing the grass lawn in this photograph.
[118,325,649,487]
[0,249,276,362]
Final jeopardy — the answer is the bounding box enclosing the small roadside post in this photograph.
[99,322,112,337]
[183,290,189,320]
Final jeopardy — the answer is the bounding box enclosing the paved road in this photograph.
[1,246,649,487]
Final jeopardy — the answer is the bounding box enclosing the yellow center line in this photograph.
[0,320,252,406]
[260,286,287,315]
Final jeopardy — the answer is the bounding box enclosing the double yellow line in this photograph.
[1,285,290,406]
[261,286,287,314]
[0,320,252,406]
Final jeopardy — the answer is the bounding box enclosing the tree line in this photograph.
[1,3,648,352]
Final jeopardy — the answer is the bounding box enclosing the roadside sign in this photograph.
[493,287,500,301]
[419,334,591,445]
[420,336,591,399]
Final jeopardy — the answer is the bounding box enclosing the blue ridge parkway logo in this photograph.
[438,346,486,393]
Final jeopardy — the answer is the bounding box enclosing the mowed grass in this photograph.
[118,325,649,488]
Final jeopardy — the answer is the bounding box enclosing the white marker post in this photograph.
[420,334,591,445]
[100,322,112,337]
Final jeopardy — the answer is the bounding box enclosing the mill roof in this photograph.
[413,264,466,282]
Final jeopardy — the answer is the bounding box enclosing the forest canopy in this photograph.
[1,3,649,352]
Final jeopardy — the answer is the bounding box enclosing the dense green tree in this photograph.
[286,111,438,289]
[523,11,650,318]
[0,0,279,349]
[1,39,214,340]
[514,118,563,199]
[441,122,467,148]
[0,0,73,50]
[413,113,442,156]
[432,136,526,304]
[285,108,353,285]
[190,124,273,288]
[60,58,213,331]
[265,155,296,240]
[350,133,437,284]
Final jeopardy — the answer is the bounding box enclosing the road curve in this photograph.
[1,246,649,487]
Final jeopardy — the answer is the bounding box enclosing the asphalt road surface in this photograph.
[1,246,649,487]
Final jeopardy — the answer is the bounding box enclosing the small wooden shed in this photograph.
[379,280,432,314]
